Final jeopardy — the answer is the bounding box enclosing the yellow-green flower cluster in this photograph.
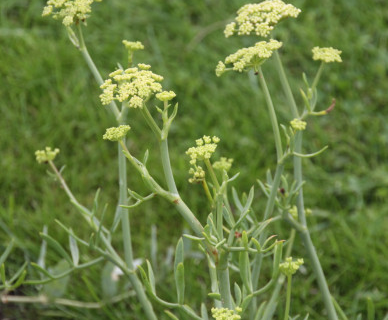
[35,147,60,163]
[224,0,301,38]
[290,118,307,131]
[99,64,164,107]
[215,61,226,77]
[279,257,304,277]
[103,125,131,141]
[188,166,206,184]
[312,47,342,63]
[224,39,282,72]
[42,0,102,26]
[289,205,298,219]
[213,157,233,172]
[156,91,176,102]
[186,136,220,165]
[211,307,242,320]
[122,40,144,52]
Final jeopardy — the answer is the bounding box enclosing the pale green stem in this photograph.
[311,62,325,92]
[274,54,338,320]
[251,163,284,287]
[204,158,220,191]
[217,251,233,309]
[140,104,162,138]
[117,139,134,268]
[202,180,213,203]
[273,51,299,119]
[258,67,283,161]
[262,229,296,320]
[160,139,178,194]
[76,24,120,120]
[283,275,292,320]
[75,27,155,318]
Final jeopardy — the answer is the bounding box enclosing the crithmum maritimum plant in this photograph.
[0,0,354,319]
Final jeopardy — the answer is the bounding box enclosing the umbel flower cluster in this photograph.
[103,125,131,141]
[211,307,242,320]
[312,47,342,63]
[186,136,220,183]
[35,147,60,163]
[217,39,282,75]
[99,64,164,108]
[42,0,102,26]
[279,257,304,277]
[224,0,301,38]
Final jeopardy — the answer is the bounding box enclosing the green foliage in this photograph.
[1,0,387,319]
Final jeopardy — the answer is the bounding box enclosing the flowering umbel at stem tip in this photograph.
[103,125,131,141]
[35,147,60,163]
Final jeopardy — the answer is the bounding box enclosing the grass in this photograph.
[1,0,387,319]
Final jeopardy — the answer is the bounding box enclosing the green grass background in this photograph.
[1,0,387,319]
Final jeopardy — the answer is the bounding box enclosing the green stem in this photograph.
[217,251,233,309]
[273,50,299,118]
[117,139,134,268]
[205,158,220,191]
[274,53,338,319]
[140,104,162,139]
[160,139,178,194]
[258,67,283,161]
[76,25,120,120]
[283,275,292,320]
[251,163,284,287]
[311,62,325,92]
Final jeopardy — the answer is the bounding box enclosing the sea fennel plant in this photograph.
[0,0,347,319]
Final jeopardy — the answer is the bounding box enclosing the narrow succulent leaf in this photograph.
[302,314,310,320]
[143,149,149,165]
[0,240,14,267]
[183,234,205,242]
[254,301,267,320]
[228,172,240,182]
[164,310,179,320]
[252,218,273,238]
[241,295,253,312]
[257,179,270,198]
[9,270,27,290]
[175,262,185,304]
[234,282,242,306]
[9,261,28,284]
[266,169,273,185]
[251,238,261,252]
[40,233,73,266]
[367,297,375,320]
[92,188,101,215]
[232,187,244,212]
[222,206,234,228]
[293,146,328,158]
[208,292,221,300]
[37,225,48,269]
[30,262,55,279]
[181,305,203,320]
[239,250,252,293]
[0,264,6,285]
[201,303,209,320]
[300,88,311,112]
[174,238,184,276]
[272,241,284,277]
[146,260,156,294]
[69,232,79,266]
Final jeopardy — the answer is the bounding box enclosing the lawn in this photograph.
[1,0,387,319]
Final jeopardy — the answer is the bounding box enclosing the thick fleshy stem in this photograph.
[274,51,338,320]
[76,25,120,120]
[258,67,283,161]
[217,251,233,309]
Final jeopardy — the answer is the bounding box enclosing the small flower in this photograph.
[279,257,304,277]
[99,62,165,107]
[211,307,242,320]
[188,166,206,184]
[312,47,342,63]
[289,205,298,219]
[103,125,131,141]
[42,0,102,26]
[225,0,301,38]
[35,147,60,163]
[156,91,176,102]
[213,157,233,172]
[186,135,220,165]
[215,61,226,77]
[222,39,282,72]
[290,118,307,131]
[122,40,144,52]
